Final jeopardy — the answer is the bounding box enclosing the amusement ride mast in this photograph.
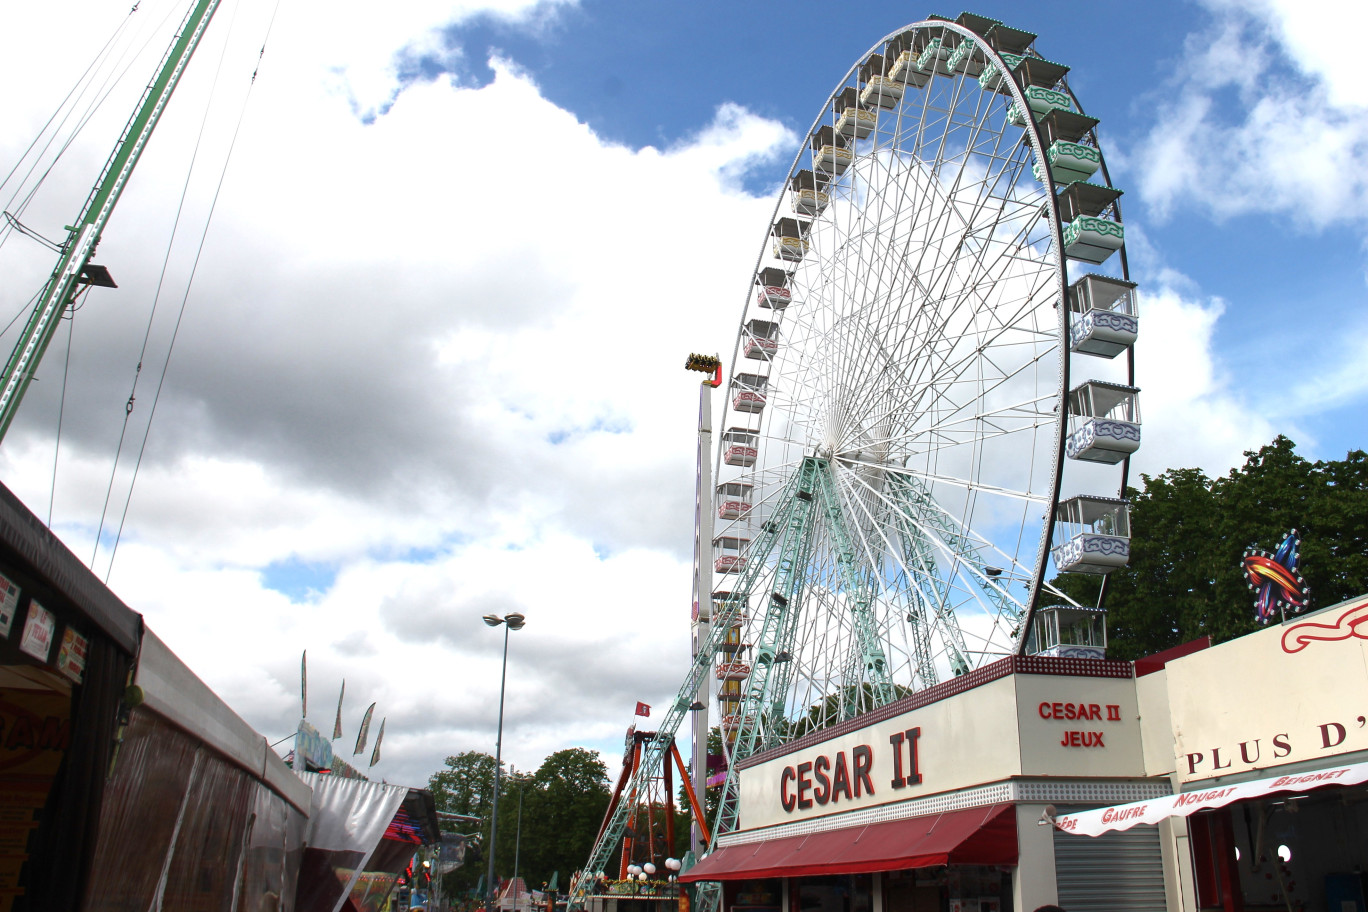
[0,0,225,443]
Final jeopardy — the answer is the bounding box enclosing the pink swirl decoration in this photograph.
[1281,595,1368,654]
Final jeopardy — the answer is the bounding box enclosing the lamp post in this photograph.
[484,611,526,912]
[513,782,524,912]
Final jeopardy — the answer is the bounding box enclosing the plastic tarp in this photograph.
[1054,759,1368,837]
[82,708,308,912]
[295,772,407,912]
[680,804,1018,881]
[135,630,311,812]
[347,792,442,911]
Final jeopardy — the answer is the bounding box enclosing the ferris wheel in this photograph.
[706,11,1139,820]
[572,13,1140,900]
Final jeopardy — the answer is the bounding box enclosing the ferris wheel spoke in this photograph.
[843,455,1052,509]
[841,461,1036,584]
[834,462,1001,673]
[834,317,1059,456]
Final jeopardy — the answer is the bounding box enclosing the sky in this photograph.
[0,0,1364,791]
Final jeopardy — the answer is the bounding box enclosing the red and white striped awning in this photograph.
[1055,760,1368,837]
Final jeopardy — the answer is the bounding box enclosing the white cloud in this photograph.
[1280,309,1368,420]
[1132,0,1368,226]
[1129,284,1282,477]
[0,0,793,787]
[1203,0,1368,109]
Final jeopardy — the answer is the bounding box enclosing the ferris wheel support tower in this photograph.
[685,353,722,855]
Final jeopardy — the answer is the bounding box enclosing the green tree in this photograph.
[430,750,499,819]
[428,751,500,897]
[519,748,610,888]
[1056,437,1368,659]
[427,747,612,897]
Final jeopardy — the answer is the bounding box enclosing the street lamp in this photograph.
[484,611,526,912]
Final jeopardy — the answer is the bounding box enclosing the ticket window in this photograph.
[790,875,872,912]
[727,879,782,912]
[883,867,1011,912]
[884,871,942,912]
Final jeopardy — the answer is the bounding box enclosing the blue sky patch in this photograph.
[262,557,338,602]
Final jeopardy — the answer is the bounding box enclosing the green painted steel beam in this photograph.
[568,473,802,911]
[888,472,1022,675]
[707,458,820,839]
[707,457,908,844]
[811,459,895,707]
[0,0,223,443]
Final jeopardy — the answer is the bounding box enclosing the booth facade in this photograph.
[682,655,1177,912]
[1061,592,1368,912]
[682,590,1368,912]
[0,480,312,912]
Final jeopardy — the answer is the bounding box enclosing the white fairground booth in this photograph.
[682,592,1368,912]
[1056,592,1368,912]
[682,654,1176,912]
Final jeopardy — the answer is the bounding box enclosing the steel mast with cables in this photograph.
[0,0,225,444]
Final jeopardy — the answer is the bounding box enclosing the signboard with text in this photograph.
[736,669,1143,830]
[1166,593,1368,784]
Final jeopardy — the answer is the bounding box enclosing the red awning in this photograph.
[680,804,1017,882]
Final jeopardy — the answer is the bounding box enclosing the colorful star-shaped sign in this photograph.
[1242,529,1309,624]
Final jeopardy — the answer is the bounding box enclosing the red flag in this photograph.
[635,702,650,717]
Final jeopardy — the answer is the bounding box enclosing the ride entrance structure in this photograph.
[572,725,707,912]
[571,13,1139,911]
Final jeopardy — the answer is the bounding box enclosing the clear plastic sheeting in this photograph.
[348,838,421,912]
[238,776,308,912]
[294,772,407,912]
[82,708,308,912]
[347,794,441,910]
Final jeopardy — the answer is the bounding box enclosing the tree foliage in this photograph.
[427,747,611,897]
[429,750,499,821]
[1055,437,1368,659]
[516,748,611,891]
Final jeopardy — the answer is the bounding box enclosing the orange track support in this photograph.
[669,741,710,846]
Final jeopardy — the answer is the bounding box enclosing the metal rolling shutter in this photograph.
[1053,819,1166,912]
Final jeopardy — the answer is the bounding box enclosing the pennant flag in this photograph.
[332,680,345,740]
[300,650,308,718]
[635,701,650,717]
[369,717,386,767]
[354,702,376,756]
